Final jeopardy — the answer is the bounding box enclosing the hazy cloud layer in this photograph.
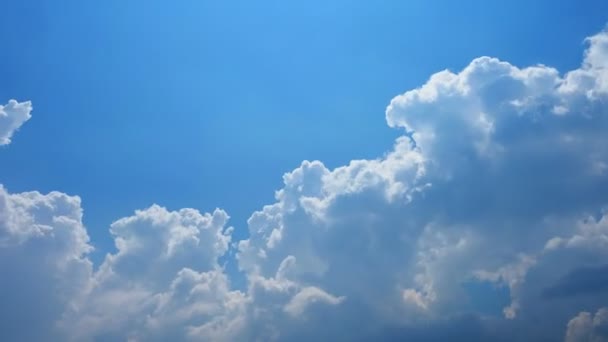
[1,26,608,341]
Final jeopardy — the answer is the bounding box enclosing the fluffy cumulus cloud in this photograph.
[566,308,608,342]
[62,205,246,341]
[0,99,32,146]
[234,26,608,340]
[2,26,608,341]
[0,185,92,341]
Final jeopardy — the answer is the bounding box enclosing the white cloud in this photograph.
[63,205,245,341]
[0,100,32,146]
[284,286,345,317]
[235,26,608,340]
[2,25,608,342]
[566,308,608,342]
[0,185,92,341]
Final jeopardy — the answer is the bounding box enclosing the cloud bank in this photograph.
[2,27,608,341]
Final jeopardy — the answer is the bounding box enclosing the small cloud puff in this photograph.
[0,100,32,146]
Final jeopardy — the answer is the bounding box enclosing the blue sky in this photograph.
[2,0,607,259]
[2,1,608,341]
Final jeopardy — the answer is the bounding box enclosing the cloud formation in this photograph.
[0,100,32,146]
[64,205,246,341]
[566,308,608,342]
[1,26,608,341]
[0,185,92,341]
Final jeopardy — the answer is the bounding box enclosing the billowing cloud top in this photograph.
[2,27,608,342]
[0,100,32,146]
